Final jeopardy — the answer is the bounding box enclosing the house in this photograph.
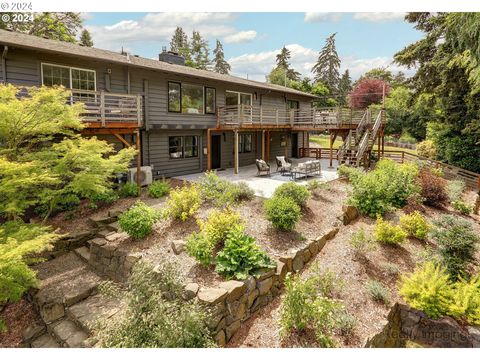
[0,29,385,179]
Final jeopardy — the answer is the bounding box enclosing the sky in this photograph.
[83,12,423,82]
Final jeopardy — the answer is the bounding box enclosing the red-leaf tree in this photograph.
[348,78,390,109]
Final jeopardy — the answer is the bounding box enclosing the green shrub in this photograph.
[431,215,479,279]
[273,182,310,207]
[95,262,215,348]
[35,193,82,217]
[119,182,139,198]
[228,181,255,202]
[264,195,302,231]
[382,263,401,276]
[349,228,377,259]
[374,217,407,245]
[118,201,160,239]
[337,164,362,181]
[399,211,430,240]
[279,274,344,347]
[416,169,448,207]
[148,180,170,198]
[215,225,275,280]
[337,311,356,337]
[88,190,119,209]
[399,262,453,319]
[447,180,466,203]
[448,274,480,325]
[452,200,473,215]
[164,185,201,221]
[416,140,437,159]
[185,232,215,266]
[199,171,254,206]
[366,280,390,304]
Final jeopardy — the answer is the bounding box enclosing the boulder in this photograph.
[214,330,226,347]
[23,323,46,343]
[219,280,246,302]
[256,268,275,281]
[226,320,241,341]
[275,261,288,283]
[171,240,186,255]
[247,289,259,308]
[197,287,228,305]
[308,240,320,257]
[292,251,304,273]
[302,248,312,263]
[243,276,256,293]
[278,254,294,273]
[183,282,199,300]
[342,205,359,225]
[257,277,273,296]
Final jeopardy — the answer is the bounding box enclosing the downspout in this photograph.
[1,46,8,83]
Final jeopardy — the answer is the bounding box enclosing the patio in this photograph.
[175,158,339,198]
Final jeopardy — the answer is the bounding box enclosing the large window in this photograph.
[239,134,252,153]
[168,82,216,114]
[226,91,252,107]
[168,136,199,159]
[41,63,96,92]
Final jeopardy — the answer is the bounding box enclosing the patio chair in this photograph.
[256,159,271,176]
[276,156,292,174]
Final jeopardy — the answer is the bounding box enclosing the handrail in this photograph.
[355,130,371,166]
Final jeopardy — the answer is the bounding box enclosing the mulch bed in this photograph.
[0,298,41,348]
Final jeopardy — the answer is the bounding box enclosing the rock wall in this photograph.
[366,303,480,348]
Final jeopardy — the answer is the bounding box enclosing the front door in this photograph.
[211,135,221,169]
[291,133,299,158]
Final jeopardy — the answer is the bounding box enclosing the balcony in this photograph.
[216,105,368,130]
[70,90,143,129]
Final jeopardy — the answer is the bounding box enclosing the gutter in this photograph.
[1,45,8,83]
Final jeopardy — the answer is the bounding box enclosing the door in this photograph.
[291,133,299,158]
[211,135,221,169]
[226,91,253,123]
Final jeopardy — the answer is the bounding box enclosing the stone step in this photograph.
[30,333,61,348]
[48,318,89,348]
[32,252,103,324]
[66,293,123,333]
[105,221,120,232]
[74,246,91,263]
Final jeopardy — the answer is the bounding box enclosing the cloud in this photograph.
[304,12,343,23]
[224,30,257,44]
[86,12,256,52]
[353,13,406,22]
[228,44,414,82]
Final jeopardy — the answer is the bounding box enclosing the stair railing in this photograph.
[355,130,371,166]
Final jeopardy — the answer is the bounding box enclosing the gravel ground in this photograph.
[0,298,41,348]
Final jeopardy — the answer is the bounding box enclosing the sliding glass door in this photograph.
[226,91,252,123]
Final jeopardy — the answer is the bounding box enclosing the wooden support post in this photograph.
[401,150,405,164]
[266,130,270,163]
[381,130,385,156]
[329,132,334,168]
[135,129,141,196]
[378,131,381,159]
[207,128,212,170]
[285,133,289,158]
[234,130,239,174]
[100,90,106,127]
[261,130,265,160]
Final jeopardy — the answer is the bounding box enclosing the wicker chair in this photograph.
[276,156,292,174]
[256,159,271,176]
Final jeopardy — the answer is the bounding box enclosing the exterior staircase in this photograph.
[337,108,384,167]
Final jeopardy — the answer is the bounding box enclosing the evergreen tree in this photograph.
[338,70,352,106]
[213,40,231,75]
[79,29,93,47]
[190,31,210,70]
[169,26,188,53]
[273,46,301,82]
[312,33,341,91]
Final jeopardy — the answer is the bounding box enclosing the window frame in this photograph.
[168,136,183,159]
[183,135,199,158]
[167,81,216,115]
[238,133,253,153]
[225,90,253,106]
[181,83,205,115]
[41,62,97,92]
[168,135,199,159]
[168,81,182,113]
[205,87,216,114]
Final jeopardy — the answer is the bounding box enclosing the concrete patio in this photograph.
[174,158,339,198]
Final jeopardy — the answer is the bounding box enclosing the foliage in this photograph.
[215,225,275,280]
[348,78,390,109]
[374,217,407,245]
[337,164,362,181]
[416,169,448,207]
[403,194,426,214]
[95,262,215,348]
[279,274,345,347]
[228,181,255,202]
[185,232,215,267]
[416,140,437,159]
[147,180,170,198]
[79,29,94,47]
[118,202,160,240]
[190,30,210,70]
[88,190,118,209]
[119,182,139,198]
[382,263,401,277]
[447,180,466,203]
[312,33,341,92]
[273,182,310,207]
[264,196,302,231]
[212,40,231,75]
[338,70,353,106]
[366,280,390,304]
[399,262,453,319]
[399,211,430,240]
[452,200,473,215]
[0,221,58,303]
[349,228,377,259]
[267,46,301,84]
[164,184,201,221]
[430,215,479,279]
[448,274,480,325]
[199,171,254,206]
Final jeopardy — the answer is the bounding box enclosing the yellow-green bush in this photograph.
[119,201,160,239]
[264,195,302,231]
[374,217,407,245]
[164,185,201,221]
[448,275,480,325]
[400,211,430,240]
[416,140,437,159]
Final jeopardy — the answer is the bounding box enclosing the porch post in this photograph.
[135,129,142,196]
[261,130,265,160]
[381,129,385,157]
[266,130,270,163]
[329,132,333,167]
[378,131,381,159]
[207,128,212,171]
[285,132,288,158]
[234,130,239,174]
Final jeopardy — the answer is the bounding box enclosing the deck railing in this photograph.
[217,105,366,128]
[70,90,143,127]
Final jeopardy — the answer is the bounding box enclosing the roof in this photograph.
[0,29,316,98]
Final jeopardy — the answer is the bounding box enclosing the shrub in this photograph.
[119,182,139,198]
[118,201,160,239]
[228,181,255,202]
[416,169,448,207]
[164,185,201,221]
[403,194,426,214]
[416,140,437,159]
[215,225,275,280]
[374,217,407,245]
[264,196,302,231]
[452,200,473,215]
[337,164,362,181]
[399,262,453,319]
[431,215,479,279]
[337,311,356,337]
[366,280,390,304]
[95,262,215,348]
[148,180,170,198]
[448,274,480,325]
[273,182,310,207]
[199,171,254,206]
[88,190,119,209]
[399,211,430,240]
[279,274,344,347]
[447,180,466,203]
[35,193,82,217]
[185,232,215,266]
[349,228,377,259]
[382,263,401,276]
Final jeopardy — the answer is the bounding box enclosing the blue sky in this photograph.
[84,12,423,81]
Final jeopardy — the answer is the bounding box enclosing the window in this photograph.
[168,136,199,159]
[287,100,299,110]
[182,84,204,114]
[239,134,252,153]
[205,87,216,114]
[226,91,252,106]
[41,63,96,92]
[168,82,181,112]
